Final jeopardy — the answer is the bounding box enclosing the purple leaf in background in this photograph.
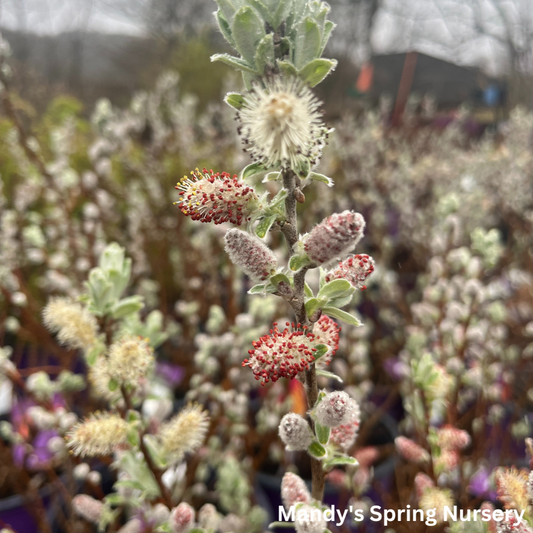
[156,362,184,387]
[469,467,496,500]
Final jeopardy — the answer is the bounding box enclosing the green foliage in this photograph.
[213,0,336,82]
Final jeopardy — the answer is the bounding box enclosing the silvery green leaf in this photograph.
[327,293,354,309]
[313,344,329,360]
[270,273,291,288]
[308,171,334,186]
[316,369,343,383]
[289,253,311,272]
[293,17,321,69]
[308,441,327,458]
[262,171,281,182]
[248,0,274,26]
[273,0,293,29]
[143,434,168,469]
[305,297,327,317]
[255,214,277,238]
[268,523,295,529]
[216,9,235,47]
[241,162,266,179]
[249,283,267,294]
[317,279,353,300]
[298,58,337,87]
[326,456,358,466]
[211,53,259,75]
[296,158,310,178]
[86,346,100,366]
[242,71,259,90]
[254,33,276,74]
[319,21,336,54]
[315,422,330,444]
[322,307,362,327]
[224,92,245,110]
[276,59,298,77]
[215,0,238,23]
[111,295,144,319]
[232,6,266,65]
[268,188,287,209]
[304,282,314,297]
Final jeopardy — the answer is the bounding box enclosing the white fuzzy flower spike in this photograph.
[237,78,326,170]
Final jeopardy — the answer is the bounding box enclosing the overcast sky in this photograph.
[0,0,525,76]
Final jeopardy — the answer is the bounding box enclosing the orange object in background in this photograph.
[356,63,374,93]
[290,379,307,416]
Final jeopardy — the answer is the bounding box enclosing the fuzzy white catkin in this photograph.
[294,504,326,533]
[72,494,103,524]
[315,391,358,427]
[117,518,142,533]
[278,413,313,451]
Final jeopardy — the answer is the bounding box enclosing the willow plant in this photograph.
[174,0,375,530]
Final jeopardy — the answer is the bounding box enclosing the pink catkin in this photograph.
[281,472,311,507]
[312,315,340,367]
[224,228,277,281]
[176,168,257,225]
[304,211,365,265]
[436,425,471,451]
[171,502,195,533]
[243,322,318,386]
[325,254,375,290]
[414,472,435,499]
[395,436,430,464]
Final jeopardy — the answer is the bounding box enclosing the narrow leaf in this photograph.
[268,522,296,529]
[277,59,298,77]
[308,172,334,187]
[304,282,314,298]
[298,58,337,87]
[320,21,336,55]
[211,53,258,75]
[316,369,343,383]
[313,344,329,360]
[249,284,266,294]
[315,422,331,445]
[327,293,354,309]
[255,214,278,238]
[289,253,311,272]
[322,307,362,327]
[294,18,321,69]
[273,0,293,30]
[224,92,245,110]
[254,33,276,74]
[308,441,327,458]
[216,9,235,47]
[232,6,265,65]
[241,162,266,179]
[270,273,292,288]
[304,297,322,317]
[248,0,274,25]
[215,0,238,24]
[268,188,288,209]
[263,171,281,182]
[326,456,358,466]
[317,279,354,300]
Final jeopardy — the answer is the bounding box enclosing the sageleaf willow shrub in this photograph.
[174,1,375,530]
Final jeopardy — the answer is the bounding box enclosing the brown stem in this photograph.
[120,386,173,509]
[280,169,325,501]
